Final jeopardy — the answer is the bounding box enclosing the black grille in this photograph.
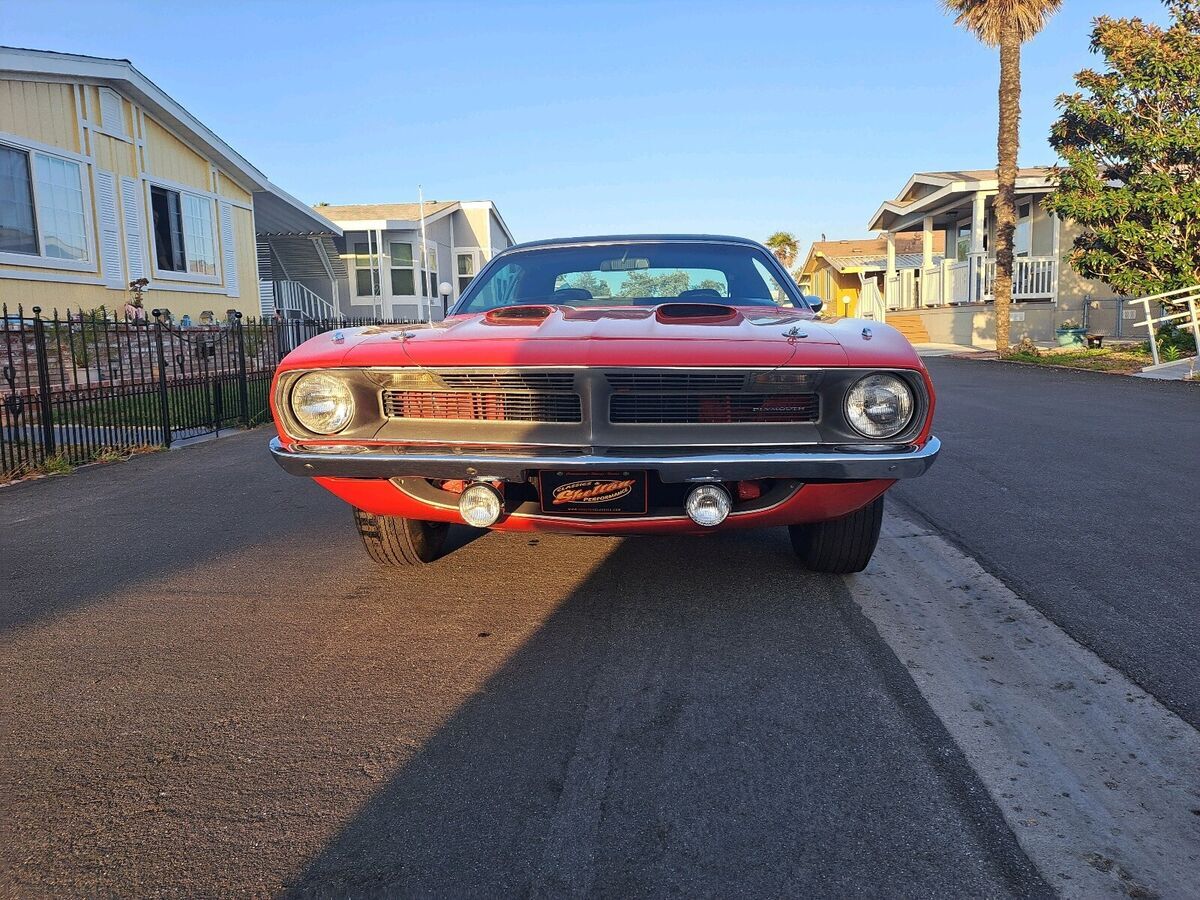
[607,371,748,392]
[437,371,576,391]
[382,390,581,423]
[610,393,819,424]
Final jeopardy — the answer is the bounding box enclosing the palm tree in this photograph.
[943,0,1061,354]
[765,232,799,270]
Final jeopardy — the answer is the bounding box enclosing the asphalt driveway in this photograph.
[893,357,1200,727]
[0,432,1044,897]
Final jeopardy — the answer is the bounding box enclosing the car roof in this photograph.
[504,234,764,252]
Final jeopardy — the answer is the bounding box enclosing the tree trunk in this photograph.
[994,16,1021,354]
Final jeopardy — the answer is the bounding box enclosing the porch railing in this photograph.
[1128,284,1200,367]
[885,255,1058,307]
[261,279,341,321]
[857,275,886,322]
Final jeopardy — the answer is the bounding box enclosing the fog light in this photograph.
[685,484,732,527]
[459,483,503,527]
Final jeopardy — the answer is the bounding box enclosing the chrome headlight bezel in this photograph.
[844,372,916,439]
[290,371,355,435]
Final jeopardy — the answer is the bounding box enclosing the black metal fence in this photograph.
[1,304,411,481]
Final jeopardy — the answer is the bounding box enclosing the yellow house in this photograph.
[0,47,336,320]
[797,234,943,318]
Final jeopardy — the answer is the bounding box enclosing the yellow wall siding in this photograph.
[217,172,252,204]
[0,279,253,319]
[0,79,81,153]
[142,117,210,190]
[91,132,138,178]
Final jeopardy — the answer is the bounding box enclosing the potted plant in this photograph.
[1055,318,1087,347]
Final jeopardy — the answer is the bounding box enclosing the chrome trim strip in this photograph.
[269,435,940,483]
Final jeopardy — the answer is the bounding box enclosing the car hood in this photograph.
[279,305,920,371]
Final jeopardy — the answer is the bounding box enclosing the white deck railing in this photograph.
[261,279,341,321]
[857,275,886,322]
[1127,285,1200,367]
[884,255,1058,308]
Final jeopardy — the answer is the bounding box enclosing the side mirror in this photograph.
[438,281,453,298]
[805,294,823,313]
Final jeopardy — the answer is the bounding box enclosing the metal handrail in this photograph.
[1127,285,1200,366]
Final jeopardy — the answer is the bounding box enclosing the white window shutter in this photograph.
[95,169,124,289]
[219,201,239,297]
[120,175,146,281]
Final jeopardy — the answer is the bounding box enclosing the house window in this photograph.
[1014,200,1031,257]
[956,223,971,262]
[0,143,89,261]
[422,246,440,297]
[354,241,378,296]
[457,252,476,293]
[390,241,414,295]
[150,185,215,275]
[0,145,37,254]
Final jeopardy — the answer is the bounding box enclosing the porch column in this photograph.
[884,231,897,308]
[922,216,934,269]
[970,191,986,302]
[1049,212,1061,305]
[885,231,896,281]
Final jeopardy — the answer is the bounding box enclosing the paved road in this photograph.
[892,358,1200,728]
[0,433,1046,897]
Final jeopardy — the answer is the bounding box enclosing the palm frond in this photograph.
[941,0,1063,46]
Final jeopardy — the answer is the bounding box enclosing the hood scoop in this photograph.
[484,304,555,324]
[655,303,739,324]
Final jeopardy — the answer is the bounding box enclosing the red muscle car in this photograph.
[269,235,939,572]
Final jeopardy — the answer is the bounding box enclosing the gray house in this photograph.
[315,200,514,321]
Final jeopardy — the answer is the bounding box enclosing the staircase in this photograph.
[886,313,931,343]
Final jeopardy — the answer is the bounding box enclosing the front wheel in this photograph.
[788,495,884,574]
[353,509,449,566]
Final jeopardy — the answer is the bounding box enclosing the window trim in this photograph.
[389,240,415,296]
[145,179,221,284]
[0,137,96,273]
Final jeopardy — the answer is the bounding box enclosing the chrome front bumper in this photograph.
[269,435,940,483]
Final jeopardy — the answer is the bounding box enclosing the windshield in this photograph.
[454,241,802,314]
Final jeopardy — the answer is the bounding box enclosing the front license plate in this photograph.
[538,470,648,515]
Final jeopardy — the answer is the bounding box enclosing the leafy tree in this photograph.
[1044,0,1200,296]
[944,0,1063,353]
[557,271,612,297]
[765,232,799,269]
[617,270,692,298]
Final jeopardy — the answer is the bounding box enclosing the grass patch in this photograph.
[76,382,262,429]
[1006,344,1165,375]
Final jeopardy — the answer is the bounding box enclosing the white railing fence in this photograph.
[1128,284,1200,367]
[981,256,1058,301]
[857,275,886,322]
[262,279,341,321]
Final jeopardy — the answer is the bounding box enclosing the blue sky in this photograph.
[1,0,1167,254]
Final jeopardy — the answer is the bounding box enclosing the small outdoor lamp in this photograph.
[439,281,453,315]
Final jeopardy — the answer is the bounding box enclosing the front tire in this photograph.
[353,509,449,566]
[789,495,884,574]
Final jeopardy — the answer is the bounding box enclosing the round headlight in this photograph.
[845,373,915,439]
[459,483,503,528]
[291,372,354,434]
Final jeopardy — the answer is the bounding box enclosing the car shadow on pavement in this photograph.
[286,528,1049,899]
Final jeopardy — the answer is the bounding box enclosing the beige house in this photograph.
[867,168,1125,346]
[0,47,337,321]
[797,233,944,319]
[313,201,514,321]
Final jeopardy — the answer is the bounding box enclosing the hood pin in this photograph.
[332,330,345,344]
[861,327,873,341]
